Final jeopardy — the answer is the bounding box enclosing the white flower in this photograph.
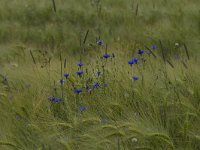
[131,137,138,142]
[175,43,179,47]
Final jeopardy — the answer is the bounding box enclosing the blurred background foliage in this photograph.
[0,0,199,54]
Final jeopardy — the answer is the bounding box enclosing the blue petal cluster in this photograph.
[64,73,69,78]
[133,76,139,81]
[93,83,100,88]
[137,50,145,55]
[128,58,139,65]
[79,106,87,111]
[151,45,157,50]
[74,89,82,94]
[76,70,83,76]
[48,97,63,102]
[77,62,83,67]
[103,54,110,59]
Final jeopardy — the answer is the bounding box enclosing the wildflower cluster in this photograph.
[48,40,158,112]
[128,58,139,66]
[127,45,157,81]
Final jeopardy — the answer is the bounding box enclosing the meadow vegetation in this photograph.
[0,0,200,149]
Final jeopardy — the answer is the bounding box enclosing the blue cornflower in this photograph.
[64,73,69,78]
[48,97,63,102]
[128,58,139,66]
[57,98,63,102]
[151,45,157,50]
[93,83,100,88]
[103,54,110,59]
[76,70,83,76]
[48,97,54,101]
[137,50,145,55]
[128,60,134,66]
[97,39,104,46]
[77,62,83,67]
[54,98,63,103]
[74,89,82,94]
[133,58,139,63]
[133,76,139,81]
[79,106,87,111]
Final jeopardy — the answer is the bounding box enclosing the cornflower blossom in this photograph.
[137,50,145,55]
[133,76,139,81]
[76,70,83,76]
[74,89,82,94]
[103,54,110,59]
[64,73,69,78]
[79,106,87,111]
[77,62,83,67]
[151,45,157,50]
[48,97,63,102]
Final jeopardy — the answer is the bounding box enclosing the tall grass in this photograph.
[0,42,200,149]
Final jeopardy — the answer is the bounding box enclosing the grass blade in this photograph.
[64,58,67,68]
[159,40,166,62]
[166,60,174,68]
[136,3,139,16]
[183,43,190,60]
[30,50,36,64]
[145,46,157,58]
[83,30,89,44]
[52,0,57,13]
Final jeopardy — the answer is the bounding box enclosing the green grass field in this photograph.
[0,0,200,149]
